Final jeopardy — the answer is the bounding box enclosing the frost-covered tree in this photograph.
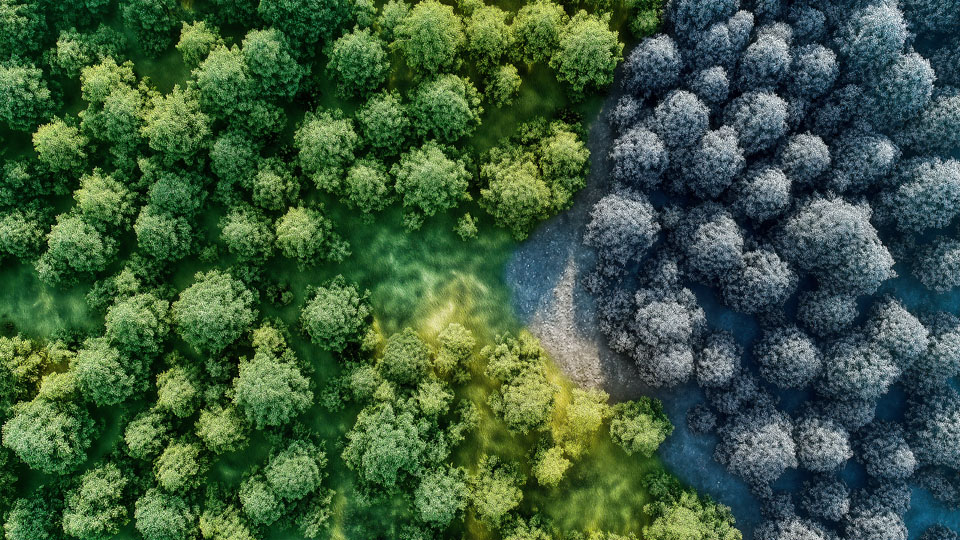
[830,132,899,193]
[794,416,852,473]
[819,337,899,402]
[755,517,831,540]
[622,35,681,99]
[687,66,729,106]
[737,34,790,91]
[865,298,928,364]
[879,158,960,234]
[778,132,830,185]
[651,90,710,150]
[776,197,894,295]
[610,127,668,189]
[720,248,796,314]
[754,326,821,389]
[632,287,706,387]
[836,3,908,78]
[907,387,960,469]
[869,52,934,127]
[789,44,837,99]
[689,11,754,71]
[858,422,916,481]
[584,191,660,273]
[730,166,791,222]
[695,331,740,389]
[672,203,744,284]
[677,126,744,199]
[797,290,858,337]
[913,239,960,293]
[668,0,739,38]
[724,91,788,154]
[801,475,850,521]
[715,408,797,488]
[844,510,907,540]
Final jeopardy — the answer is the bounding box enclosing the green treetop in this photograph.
[394,0,465,75]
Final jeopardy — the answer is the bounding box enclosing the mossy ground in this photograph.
[0,2,667,537]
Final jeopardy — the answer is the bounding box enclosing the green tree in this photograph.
[121,0,181,55]
[62,463,128,540]
[239,475,282,525]
[533,446,571,487]
[490,365,556,433]
[251,163,299,211]
[134,206,194,262]
[156,365,201,418]
[145,168,206,216]
[74,170,133,228]
[377,0,410,42]
[195,405,249,454]
[627,0,665,38]
[327,27,390,97]
[301,276,371,352]
[33,118,87,173]
[177,21,223,67]
[1,397,94,473]
[221,206,275,262]
[609,398,673,458]
[233,325,313,428]
[104,292,169,355]
[394,0,465,74]
[356,90,409,156]
[199,501,258,540]
[480,151,552,240]
[343,158,393,217]
[392,141,471,228]
[4,493,62,540]
[555,388,608,457]
[0,61,53,131]
[410,74,482,142]
[550,11,623,95]
[275,206,349,266]
[414,466,468,526]
[242,28,305,100]
[172,270,257,354]
[135,488,196,540]
[79,58,137,104]
[466,5,512,73]
[513,0,568,64]
[0,210,45,261]
[72,337,135,406]
[342,403,428,494]
[264,440,327,501]
[81,84,144,156]
[141,85,211,164]
[378,328,432,385]
[124,409,170,460]
[210,130,259,195]
[295,110,358,192]
[35,213,118,286]
[48,25,125,78]
[470,455,523,527]
[155,440,208,492]
[194,45,252,117]
[435,323,476,376]
[258,0,357,52]
[486,63,522,106]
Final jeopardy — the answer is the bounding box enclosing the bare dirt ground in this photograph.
[504,74,648,401]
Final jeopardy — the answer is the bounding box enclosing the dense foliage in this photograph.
[0,1,745,540]
[584,0,960,538]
